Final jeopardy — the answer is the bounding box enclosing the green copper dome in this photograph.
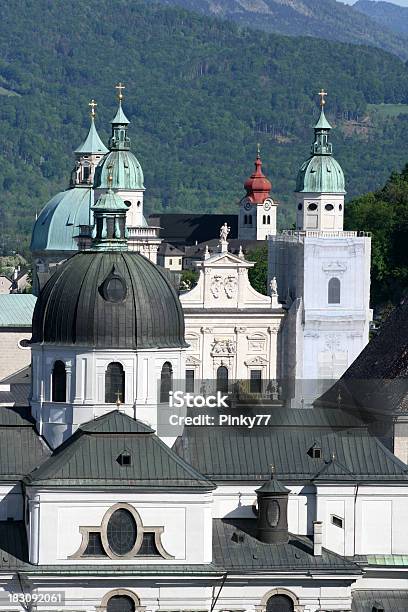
[296,155,345,193]
[30,187,93,252]
[94,150,144,190]
[93,100,144,190]
[296,107,345,194]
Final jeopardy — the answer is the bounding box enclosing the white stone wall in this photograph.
[31,344,186,448]
[268,232,372,406]
[26,490,213,566]
[0,329,31,381]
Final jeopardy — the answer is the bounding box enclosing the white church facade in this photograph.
[180,226,283,393]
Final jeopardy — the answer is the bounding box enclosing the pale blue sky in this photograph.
[341,0,408,6]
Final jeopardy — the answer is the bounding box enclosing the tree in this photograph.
[246,245,268,295]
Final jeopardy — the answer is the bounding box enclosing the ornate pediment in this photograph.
[244,355,268,366]
[322,261,347,275]
[186,355,201,366]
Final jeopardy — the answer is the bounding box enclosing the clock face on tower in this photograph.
[244,202,252,211]
[263,199,273,211]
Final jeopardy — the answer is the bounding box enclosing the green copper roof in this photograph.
[314,107,332,130]
[25,410,213,490]
[111,100,130,125]
[296,155,346,193]
[30,187,93,252]
[0,294,37,327]
[92,188,128,212]
[296,106,345,194]
[94,150,144,190]
[75,118,108,155]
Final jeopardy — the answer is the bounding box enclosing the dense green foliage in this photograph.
[345,164,408,308]
[0,0,408,258]
[355,0,408,37]
[246,245,268,296]
[160,0,408,59]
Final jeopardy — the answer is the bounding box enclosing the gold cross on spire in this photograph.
[318,89,328,107]
[89,99,97,118]
[115,82,125,101]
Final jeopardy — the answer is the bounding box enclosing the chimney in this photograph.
[313,521,323,556]
[256,467,290,544]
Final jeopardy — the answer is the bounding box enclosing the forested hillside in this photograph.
[345,164,408,307]
[0,0,408,256]
[354,0,408,37]
[159,0,408,59]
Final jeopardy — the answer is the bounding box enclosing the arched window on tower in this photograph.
[216,366,229,394]
[328,277,341,304]
[52,360,66,403]
[263,215,266,224]
[82,162,91,183]
[160,362,173,403]
[248,215,252,225]
[267,215,270,224]
[105,362,125,404]
[266,595,294,612]
[107,595,136,612]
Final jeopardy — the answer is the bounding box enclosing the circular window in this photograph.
[297,203,302,211]
[100,271,127,303]
[325,204,334,211]
[124,200,132,208]
[18,338,30,349]
[308,203,318,211]
[107,509,137,556]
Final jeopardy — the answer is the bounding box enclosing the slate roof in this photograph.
[0,407,50,481]
[0,366,31,406]
[158,242,184,257]
[25,411,214,490]
[352,589,408,612]
[0,294,36,327]
[148,214,238,246]
[317,297,408,418]
[31,251,187,349]
[173,407,408,483]
[213,519,360,575]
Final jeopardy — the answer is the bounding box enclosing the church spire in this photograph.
[243,144,272,204]
[75,99,109,155]
[109,82,131,150]
[311,89,333,156]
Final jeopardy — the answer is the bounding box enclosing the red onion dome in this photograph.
[244,150,272,204]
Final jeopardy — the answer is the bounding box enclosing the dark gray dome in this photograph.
[32,251,187,349]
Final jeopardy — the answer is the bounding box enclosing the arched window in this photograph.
[216,366,229,394]
[52,360,66,402]
[267,215,270,224]
[105,362,125,404]
[82,162,90,182]
[263,215,266,224]
[248,215,253,225]
[160,362,173,403]
[107,595,135,612]
[266,595,294,612]
[328,277,341,304]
